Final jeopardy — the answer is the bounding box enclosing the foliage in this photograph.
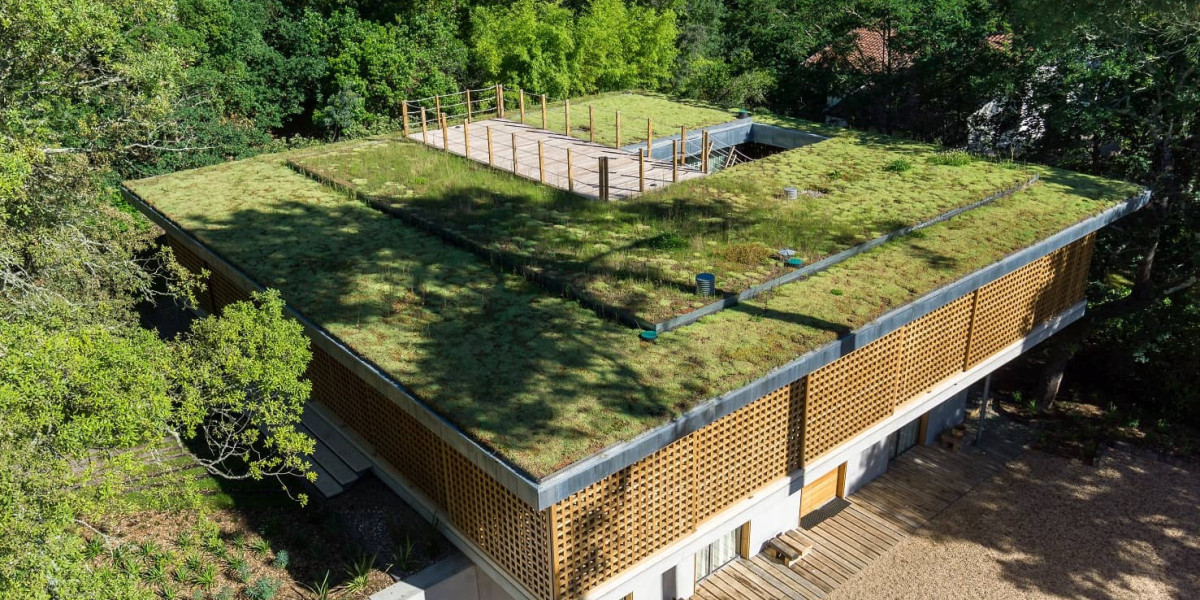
[470,0,677,98]
[173,289,315,497]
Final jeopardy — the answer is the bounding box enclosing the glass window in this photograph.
[694,524,743,582]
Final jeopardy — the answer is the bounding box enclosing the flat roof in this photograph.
[125,94,1142,480]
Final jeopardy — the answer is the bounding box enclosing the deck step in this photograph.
[307,431,359,487]
[765,535,812,566]
[299,403,374,498]
[308,460,345,498]
[302,404,373,472]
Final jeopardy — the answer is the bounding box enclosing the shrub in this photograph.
[193,563,218,589]
[83,536,105,560]
[884,158,913,173]
[927,150,973,166]
[304,572,334,600]
[271,549,289,570]
[251,538,272,558]
[343,554,376,594]
[721,243,772,266]
[246,577,281,600]
[142,562,167,585]
[636,231,689,250]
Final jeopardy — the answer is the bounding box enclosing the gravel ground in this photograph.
[831,448,1200,600]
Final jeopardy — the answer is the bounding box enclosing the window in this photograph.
[694,524,744,582]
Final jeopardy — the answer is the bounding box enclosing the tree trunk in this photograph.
[1037,345,1073,411]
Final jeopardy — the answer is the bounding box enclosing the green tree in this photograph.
[470,0,578,98]
[998,0,1200,411]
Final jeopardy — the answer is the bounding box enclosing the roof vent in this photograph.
[783,186,799,200]
[695,273,716,297]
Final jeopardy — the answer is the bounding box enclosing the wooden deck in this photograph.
[407,118,705,200]
[694,429,1026,600]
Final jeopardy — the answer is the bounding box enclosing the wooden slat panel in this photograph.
[800,467,840,517]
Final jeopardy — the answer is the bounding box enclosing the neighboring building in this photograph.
[123,91,1147,600]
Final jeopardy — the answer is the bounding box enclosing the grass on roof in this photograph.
[289,125,1039,324]
[127,141,1139,477]
[510,91,737,147]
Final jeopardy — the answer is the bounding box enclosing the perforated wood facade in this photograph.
[166,232,1093,600]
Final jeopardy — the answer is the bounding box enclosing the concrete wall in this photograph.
[622,119,828,162]
[924,388,969,445]
[372,553,517,600]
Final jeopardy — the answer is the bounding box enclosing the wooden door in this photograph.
[800,463,845,517]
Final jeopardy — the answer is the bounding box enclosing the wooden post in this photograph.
[589,105,595,143]
[497,84,504,118]
[615,111,621,148]
[511,133,519,173]
[487,126,494,166]
[465,88,472,122]
[672,140,679,182]
[541,94,547,129]
[599,156,609,201]
[564,99,571,136]
[567,147,574,192]
[647,118,653,156]
[435,95,441,119]
[519,89,526,124]
[402,103,409,137]
[538,140,545,183]
[463,119,471,157]
[639,148,645,193]
[702,130,710,173]
[680,125,687,164]
[420,107,428,144]
[441,112,449,150]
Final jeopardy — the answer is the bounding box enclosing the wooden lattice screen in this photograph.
[966,235,1094,367]
[894,294,975,405]
[167,231,1093,600]
[801,329,905,463]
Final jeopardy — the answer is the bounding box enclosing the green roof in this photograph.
[126,95,1140,477]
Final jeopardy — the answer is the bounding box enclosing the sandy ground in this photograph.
[831,449,1200,600]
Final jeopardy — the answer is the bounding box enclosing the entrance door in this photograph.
[800,463,845,517]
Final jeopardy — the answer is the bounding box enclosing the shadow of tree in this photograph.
[902,449,1200,600]
[184,197,671,475]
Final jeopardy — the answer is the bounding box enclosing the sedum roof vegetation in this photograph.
[126,94,1141,478]
[288,129,1037,325]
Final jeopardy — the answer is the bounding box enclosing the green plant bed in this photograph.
[126,144,1138,475]
[288,129,1039,325]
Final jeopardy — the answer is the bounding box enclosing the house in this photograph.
[122,90,1147,600]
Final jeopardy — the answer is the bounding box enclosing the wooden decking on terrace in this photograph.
[695,423,1026,600]
[407,118,705,200]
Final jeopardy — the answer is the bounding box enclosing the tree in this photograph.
[470,0,578,98]
[173,290,316,489]
[1001,0,1200,410]
[0,293,315,597]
